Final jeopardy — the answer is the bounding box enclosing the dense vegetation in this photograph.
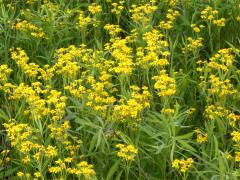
[0,0,240,179]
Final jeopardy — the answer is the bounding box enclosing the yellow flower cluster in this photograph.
[208,75,237,98]
[231,131,240,142]
[49,160,95,177]
[1,1,240,179]
[88,3,102,14]
[85,75,116,113]
[78,10,92,28]
[3,122,58,163]
[152,70,176,97]
[77,4,102,28]
[10,48,54,80]
[213,18,226,27]
[64,79,86,99]
[10,48,39,78]
[166,0,178,7]
[194,128,208,144]
[172,158,193,173]
[1,81,66,122]
[47,89,67,121]
[201,6,226,27]
[204,105,229,120]
[161,108,175,115]
[111,1,125,16]
[191,24,205,33]
[116,143,138,161]
[228,113,240,127]
[130,3,157,24]
[3,122,33,147]
[53,45,83,78]
[136,29,169,68]
[14,20,45,38]
[182,37,203,53]
[159,9,180,30]
[0,64,12,83]
[236,16,240,22]
[113,86,151,122]
[17,171,39,179]
[65,73,115,117]
[208,48,234,72]
[231,130,240,162]
[10,83,49,120]
[106,38,133,74]
[0,150,10,165]
[201,6,218,21]
[186,108,196,115]
[235,152,240,162]
[104,24,122,37]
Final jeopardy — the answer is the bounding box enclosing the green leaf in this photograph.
[175,132,194,140]
[75,118,100,129]
[0,167,19,178]
[106,160,121,180]
[177,140,196,152]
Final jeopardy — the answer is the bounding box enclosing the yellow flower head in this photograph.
[116,143,138,161]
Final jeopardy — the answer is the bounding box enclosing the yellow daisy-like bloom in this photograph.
[172,158,193,173]
[49,167,62,174]
[235,152,240,162]
[231,131,240,142]
[88,3,102,14]
[194,128,208,144]
[152,70,176,97]
[17,171,24,177]
[201,6,218,21]
[116,143,138,161]
[14,20,45,38]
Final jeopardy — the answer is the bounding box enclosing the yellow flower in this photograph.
[205,105,229,120]
[88,3,102,14]
[113,86,151,122]
[77,161,96,176]
[116,143,138,161]
[172,158,193,173]
[161,108,175,115]
[208,75,237,98]
[231,131,240,142]
[111,1,125,16]
[235,152,240,162]
[136,29,169,69]
[213,18,226,27]
[104,24,122,36]
[201,6,218,21]
[17,171,24,177]
[78,11,92,28]
[130,3,157,24]
[236,16,240,22]
[152,70,176,97]
[208,48,234,72]
[228,113,240,127]
[194,128,208,144]
[45,146,58,157]
[14,20,45,38]
[225,152,232,159]
[182,37,203,53]
[49,166,62,174]
[34,172,41,178]
[159,9,180,30]
[0,64,12,83]
[191,24,202,33]
[105,38,134,75]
